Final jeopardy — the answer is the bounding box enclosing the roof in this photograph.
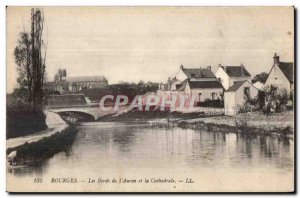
[188,80,224,89]
[63,76,107,83]
[167,77,179,84]
[221,66,251,77]
[177,79,188,91]
[226,80,256,92]
[182,68,216,78]
[278,62,294,83]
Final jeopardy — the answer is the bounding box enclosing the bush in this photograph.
[236,95,258,113]
[7,99,47,139]
[262,85,290,114]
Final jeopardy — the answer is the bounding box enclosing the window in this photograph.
[198,93,202,102]
[211,92,216,100]
[244,87,250,99]
[191,73,195,78]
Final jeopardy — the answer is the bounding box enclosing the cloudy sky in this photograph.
[7,7,294,92]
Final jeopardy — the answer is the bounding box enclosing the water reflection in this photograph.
[8,122,293,176]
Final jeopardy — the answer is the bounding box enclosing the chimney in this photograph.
[180,64,184,70]
[207,66,211,71]
[273,53,280,65]
[218,64,222,68]
[241,64,244,76]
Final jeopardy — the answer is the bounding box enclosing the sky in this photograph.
[7,7,294,93]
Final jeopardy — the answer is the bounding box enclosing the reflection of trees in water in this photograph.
[8,126,78,176]
[236,133,257,158]
[236,132,292,168]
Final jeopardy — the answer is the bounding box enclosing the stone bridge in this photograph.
[46,105,128,120]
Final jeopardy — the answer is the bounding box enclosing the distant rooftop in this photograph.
[181,67,216,78]
[220,66,251,77]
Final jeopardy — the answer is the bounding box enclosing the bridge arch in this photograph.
[50,108,98,121]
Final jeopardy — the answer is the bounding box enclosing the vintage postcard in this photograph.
[6,6,294,192]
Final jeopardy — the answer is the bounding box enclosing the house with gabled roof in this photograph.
[215,64,251,90]
[177,79,224,104]
[175,65,224,104]
[264,53,294,93]
[224,80,258,115]
[158,65,224,105]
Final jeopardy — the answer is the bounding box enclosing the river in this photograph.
[7,122,294,192]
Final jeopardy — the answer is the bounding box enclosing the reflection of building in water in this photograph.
[46,69,108,93]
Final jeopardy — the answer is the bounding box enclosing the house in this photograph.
[173,65,224,105]
[224,80,258,115]
[264,53,294,93]
[178,78,224,105]
[215,64,251,90]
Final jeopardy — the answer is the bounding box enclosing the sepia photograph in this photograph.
[6,6,294,192]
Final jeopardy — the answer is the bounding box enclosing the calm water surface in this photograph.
[9,122,294,178]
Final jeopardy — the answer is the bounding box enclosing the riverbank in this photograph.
[175,111,293,137]
[99,108,294,137]
[6,111,77,166]
[7,111,68,151]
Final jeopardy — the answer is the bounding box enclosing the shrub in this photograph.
[236,95,257,113]
[262,85,290,114]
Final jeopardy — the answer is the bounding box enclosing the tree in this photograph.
[14,32,32,103]
[251,72,268,84]
[14,8,47,106]
[261,85,289,114]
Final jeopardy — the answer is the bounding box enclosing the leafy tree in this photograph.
[14,8,47,106]
[14,32,32,102]
[251,72,268,84]
[262,85,289,114]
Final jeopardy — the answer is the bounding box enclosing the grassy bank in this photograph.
[98,109,209,122]
[7,97,47,139]
[99,107,294,137]
[7,125,77,167]
[177,111,294,137]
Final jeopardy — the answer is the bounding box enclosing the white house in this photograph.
[178,79,224,104]
[264,53,294,93]
[224,80,258,115]
[215,64,251,90]
[159,65,224,106]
